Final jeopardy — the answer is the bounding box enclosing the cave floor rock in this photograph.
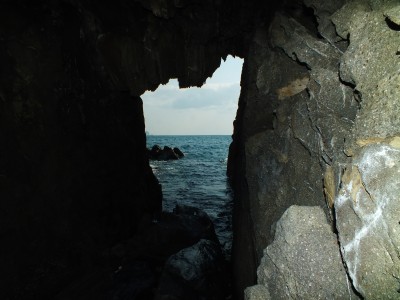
[56,205,231,300]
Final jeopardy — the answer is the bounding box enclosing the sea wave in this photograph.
[147,135,233,256]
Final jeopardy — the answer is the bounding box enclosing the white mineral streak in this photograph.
[336,144,400,296]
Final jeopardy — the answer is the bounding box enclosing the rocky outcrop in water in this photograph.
[148,145,184,160]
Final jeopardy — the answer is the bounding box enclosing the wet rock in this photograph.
[148,145,184,160]
[155,239,228,300]
[335,143,400,299]
[157,146,179,160]
[173,147,184,158]
[253,205,353,299]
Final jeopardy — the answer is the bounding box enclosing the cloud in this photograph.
[201,82,240,90]
[142,55,243,134]
[143,80,240,110]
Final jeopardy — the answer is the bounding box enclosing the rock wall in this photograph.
[0,2,159,298]
[230,0,400,298]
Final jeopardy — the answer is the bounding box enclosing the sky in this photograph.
[142,55,243,135]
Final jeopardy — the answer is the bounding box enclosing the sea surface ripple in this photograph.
[147,135,233,256]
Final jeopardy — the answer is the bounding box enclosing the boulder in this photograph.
[244,285,271,300]
[173,147,184,158]
[120,204,220,266]
[251,205,354,299]
[335,143,400,299]
[56,205,222,299]
[148,145,161,160]
[158,146,179,160]
[148,145,184,160]
[155,239,228,300]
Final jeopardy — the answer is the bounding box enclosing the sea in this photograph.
[146,135,233,257]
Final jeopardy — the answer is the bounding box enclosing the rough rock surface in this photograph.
[156,239,228,300]
[249,206,352,299]
[331,2,400,298]
[335,143,400,299]
[229,0,400,298]
[244,285,271,300]
[331,0,400,154]
[228,1,357,295]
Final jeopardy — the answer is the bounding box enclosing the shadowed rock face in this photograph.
[0,2,162,297]
[0,0,268,298]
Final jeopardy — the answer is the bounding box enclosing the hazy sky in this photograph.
[142,55,243,135]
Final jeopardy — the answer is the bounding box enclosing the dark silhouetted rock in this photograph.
[148,145,184,160]
[155,239,229,300]
[56,205,224,299]
[110,261,157,300]
[134,205,220,261]
[159,146,179,160]
[173,147,184,158]
[151,145,162,153]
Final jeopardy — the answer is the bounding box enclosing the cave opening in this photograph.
[138,55,244,298]
[141,55,243,255]
[7,0,399,299]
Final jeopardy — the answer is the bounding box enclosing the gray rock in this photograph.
[244,284,271,300]
[270,13,341,70]
[335,143,400,299]
[332,0,400,152]
[256,205,353,299]
[229,1,400,299]
[303,0,346,50]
